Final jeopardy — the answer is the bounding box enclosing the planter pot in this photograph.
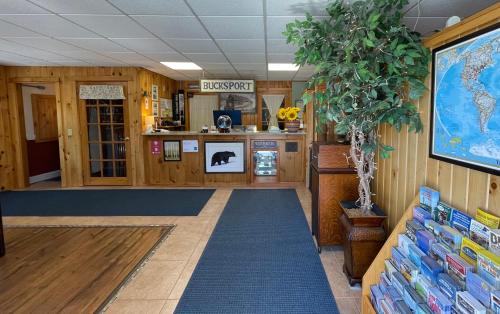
[278,120,285,130]
[285,120,300,133]
[340,201,386,286]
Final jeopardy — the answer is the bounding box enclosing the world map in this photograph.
[433,27,499,172]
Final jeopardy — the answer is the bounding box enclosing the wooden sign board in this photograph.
[200,79,254,93]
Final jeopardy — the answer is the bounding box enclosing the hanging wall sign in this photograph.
[200,79,254,93]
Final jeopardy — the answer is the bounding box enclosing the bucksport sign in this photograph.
[200,79,254,93]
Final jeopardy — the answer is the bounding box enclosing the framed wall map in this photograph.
[430,23,499,176]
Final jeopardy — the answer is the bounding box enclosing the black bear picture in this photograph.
[204,141,245,173]
[211,151,236,166]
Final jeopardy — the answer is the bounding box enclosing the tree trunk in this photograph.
[349,126,376,214]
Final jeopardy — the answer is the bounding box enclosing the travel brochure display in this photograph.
[370,185,500,314]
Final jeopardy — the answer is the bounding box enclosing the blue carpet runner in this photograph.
[1,189,214,216]
[175,189,339,314]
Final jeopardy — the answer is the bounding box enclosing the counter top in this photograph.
[143,131,306,136]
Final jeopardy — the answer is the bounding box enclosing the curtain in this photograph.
[262,94,285,128]
[189,95,219,131]
[79,85,125,99]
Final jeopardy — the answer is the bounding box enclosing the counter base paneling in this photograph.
[143,132,305,186]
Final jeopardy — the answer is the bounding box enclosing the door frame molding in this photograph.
[77,81,132,186]
[8,78,63,189]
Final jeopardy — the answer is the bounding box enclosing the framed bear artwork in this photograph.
[204,141,246,173]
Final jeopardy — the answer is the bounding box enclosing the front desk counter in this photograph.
[143,131,306,186]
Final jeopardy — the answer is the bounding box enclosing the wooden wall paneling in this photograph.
[0,66,15,190]
[489,175,499,211]
[451,166,469,210]
[372,4,500,233]
[438,162,453,203]
[467,172,490,215]
[389,129,400,230]
[6,82,28,188]
[396,126,409,225]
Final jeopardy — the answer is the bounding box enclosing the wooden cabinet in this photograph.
[311,142,358,251]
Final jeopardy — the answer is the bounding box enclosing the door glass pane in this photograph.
[90,161,101,177]
[99,106,111,123]
[103,161,114,177]
[89,143,100,160]
[88,124,99,141]
[114,143,125,159]
[112,107,124,123]
[100,125,112,141]
[115,161,126,177]
[111,99,123,105]
[113,125,124,141]
[102,143,113,159]
[87,107,98,123]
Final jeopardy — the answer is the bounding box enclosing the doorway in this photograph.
[20,83,61,188]
[189,94,218,132]
[79,82,131,185]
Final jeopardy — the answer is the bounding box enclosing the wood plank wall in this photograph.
[373,4,500,232]
[181,80,292,130]
[0,66,15,191]
[0,66,177,189]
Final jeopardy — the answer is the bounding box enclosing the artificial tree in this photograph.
[285,0,430,214]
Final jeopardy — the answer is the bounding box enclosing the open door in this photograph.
[79,82,131,185]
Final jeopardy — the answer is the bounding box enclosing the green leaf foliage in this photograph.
[284,0,430,158]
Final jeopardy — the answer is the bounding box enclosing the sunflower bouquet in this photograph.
[277,107,301,121]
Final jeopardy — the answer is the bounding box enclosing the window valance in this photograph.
[79,85,125,100]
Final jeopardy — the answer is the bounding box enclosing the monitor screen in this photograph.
[213,110,242,127]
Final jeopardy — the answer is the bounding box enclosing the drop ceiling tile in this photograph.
[184,53,227,63]
[164,39,218,54]
[101,51,151,63]
[63,15,154,38]
[143,52,189,62]
[108,0,193,15]
[233,63,266,71]
[238,70,267,76]
[196,63,234,70]
[59,38,130,52]
[267,0,329,16]
[55,50,116,60]
[5,37,79,51]
[0,1,49,14]
[268,71,296,80]
[30,0,122,14]
[0,20,40,37]
[0,14,98,38]
[267,39,297,53]
[187,0,263,16]
[0,50,47,64]
[268,53,296,63]
[52,60,91,66]
[110,38,174,53]
[133,16,209,39]
[226,53,266,63]
[403,17,448,37]
[206,68,238,76]
[267,16,303,40]
[200,16,264,39]
[405,0,498,17]
[217,39,265,53]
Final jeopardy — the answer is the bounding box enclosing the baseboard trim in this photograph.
[29,170,61,184]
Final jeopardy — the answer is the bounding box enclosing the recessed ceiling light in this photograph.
[268,63,299,71]
[161,62,202,70]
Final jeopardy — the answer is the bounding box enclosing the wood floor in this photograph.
[0,225,173,314]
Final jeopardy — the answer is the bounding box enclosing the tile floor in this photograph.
[4,186,361,313]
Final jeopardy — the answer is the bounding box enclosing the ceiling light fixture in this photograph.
[161,62,202,70]
[268,63,299,71]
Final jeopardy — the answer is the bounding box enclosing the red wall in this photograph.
[26,140,60,176]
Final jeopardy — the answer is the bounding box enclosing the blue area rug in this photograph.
[175,189,339,314]
[0,189,214,216]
